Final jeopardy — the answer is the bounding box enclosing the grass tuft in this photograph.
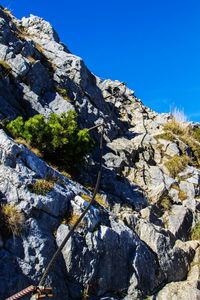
[15,137,43,157]
[81,193,109,208]
[62,212,85,228]
[191,222,200,240]
[29,178,55,195]
[0,60,12,78]
[159,196,172,211]
[55,86,71,101]
[155,132,175,142]
[0,204,24,236]
[165,155,191,178]
[171,184,187,201]
[163,120,185,135]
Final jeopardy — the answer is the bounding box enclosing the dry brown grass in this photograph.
[1,204,24,236]
[178,190,187,201]
[95,193,109,208]
[0,60,11,78]
[165,155,191,178]
[155,131,175,142]
[171,184,187,201]
[26,56,37,64]
[15,138,43,158]
[159,196,172,211]
[163,120,186,135]
[163,120,200,169]
[180,135,200,168]
[29,178,54,195]
[81,193,109,208]
[62,212,85,228]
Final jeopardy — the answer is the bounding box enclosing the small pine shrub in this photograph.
[7,111,93,166]
[165,155,191,178]
[29,179,54,195]
[0,204,24,236]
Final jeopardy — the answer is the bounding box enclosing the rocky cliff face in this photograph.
[0,6,200,300]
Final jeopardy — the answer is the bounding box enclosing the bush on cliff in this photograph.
[7,110,93,166]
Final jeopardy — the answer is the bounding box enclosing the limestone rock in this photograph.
[167,205,193,241]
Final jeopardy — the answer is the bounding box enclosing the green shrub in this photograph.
[7,111,93,166]
[165,155,191,178]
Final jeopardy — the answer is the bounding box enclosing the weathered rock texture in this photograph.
[0,6,200,300]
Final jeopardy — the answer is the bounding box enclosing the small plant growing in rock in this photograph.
[163,120,186,135]
[95,193,109,208]
[180,135,200,168]
[29,178,55,195]
[164,155,191,178]
[62,212,85,228]
[55,86,70,101]
[178,190,187,201]
[26,55,37,64]
[191,222,200,240]
[0,60,12,78]
[159,196,172,211]
[194,127,200,143]
[155,132,175,142]
[81,193,109,208]
[15,137,43,158]
[171,184,187,201]
[0,204,25,236]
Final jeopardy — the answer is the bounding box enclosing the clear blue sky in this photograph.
[1,0,200,121]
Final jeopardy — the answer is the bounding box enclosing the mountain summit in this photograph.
[0,7,200,300]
